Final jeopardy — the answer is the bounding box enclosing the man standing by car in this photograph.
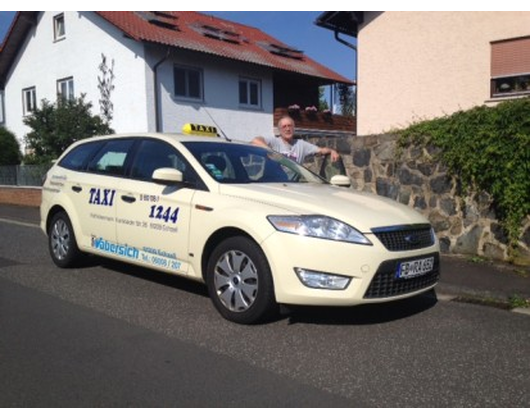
[251,115,340,165]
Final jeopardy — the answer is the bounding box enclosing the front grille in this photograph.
[372,224,434,251]
[364,253,440,299]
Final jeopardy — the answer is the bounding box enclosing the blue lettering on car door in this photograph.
[89,188,116,206]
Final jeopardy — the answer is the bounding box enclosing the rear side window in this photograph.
[58,141,104,171]
[87,139,135,176]
[130,139,187,181]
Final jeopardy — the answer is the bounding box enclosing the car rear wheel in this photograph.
[206,236,278,324]
[48,211,83,268]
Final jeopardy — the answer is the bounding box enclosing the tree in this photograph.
[0,127,22,165]
[336,83,355,116]
[98,53,115,125]
[23,94,113,164]
[318,86,329,111]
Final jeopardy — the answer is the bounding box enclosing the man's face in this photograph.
[279,118,295,143]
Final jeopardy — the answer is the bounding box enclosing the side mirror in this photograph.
[330,175,351,187]
[152,168,184,184]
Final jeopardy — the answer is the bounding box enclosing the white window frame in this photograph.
[22,87,37,115]
[57,77,74,101]
[239,77,261,108]
[53,13,65,41]
[173,65,203,101]
[0,91,4,124]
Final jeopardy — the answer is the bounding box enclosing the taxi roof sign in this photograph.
[182,123,219,137]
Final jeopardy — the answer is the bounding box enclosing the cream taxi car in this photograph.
[41,132,440,324]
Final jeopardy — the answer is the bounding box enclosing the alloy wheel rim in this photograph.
[214,250,258,312]
[51,219,70,260]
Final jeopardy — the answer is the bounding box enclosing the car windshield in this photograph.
[184,141,326,185]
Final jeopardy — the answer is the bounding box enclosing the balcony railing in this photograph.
[274,107,356,134]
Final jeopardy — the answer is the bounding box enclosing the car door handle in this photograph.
[72,186,82,193]
[121,195,136,203]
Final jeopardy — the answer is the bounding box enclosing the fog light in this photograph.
[295,268,352,290]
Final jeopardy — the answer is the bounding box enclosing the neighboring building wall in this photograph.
[309,135,530,264]
[152,48,273,141]
[357,11,530,135]
[4,11,150,143]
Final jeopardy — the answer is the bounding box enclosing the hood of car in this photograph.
[219,183,429,232]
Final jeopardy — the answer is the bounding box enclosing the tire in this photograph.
[48,211,83,268]
[206,236,278,324]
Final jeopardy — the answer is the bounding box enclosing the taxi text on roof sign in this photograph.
[182,123,219,137]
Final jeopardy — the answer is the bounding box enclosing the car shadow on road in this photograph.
[78,255,438,326]
[88,255,210,298]
[283,290,438,326]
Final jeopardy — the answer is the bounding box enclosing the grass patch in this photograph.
[467,256,487,264]
[453,293,530,310]
[508,294,530,309]
[454,295,511,310]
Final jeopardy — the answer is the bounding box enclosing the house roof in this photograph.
[315,12,364,37]
[0,12,39,88]
[0,11,352,88]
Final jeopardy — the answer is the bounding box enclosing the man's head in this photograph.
[277,116,295,143]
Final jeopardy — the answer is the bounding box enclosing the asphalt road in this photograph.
[1,219,529,407]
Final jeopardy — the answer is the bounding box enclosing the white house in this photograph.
[0,11,351,147]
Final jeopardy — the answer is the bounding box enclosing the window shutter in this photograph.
[491,36,530,78]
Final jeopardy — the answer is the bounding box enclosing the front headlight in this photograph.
[267,215,372,245]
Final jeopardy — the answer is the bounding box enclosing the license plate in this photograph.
[397,257,434,279]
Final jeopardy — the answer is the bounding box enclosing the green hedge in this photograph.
[0,127,21,165]
[397,98,530,253]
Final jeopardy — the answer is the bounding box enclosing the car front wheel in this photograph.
[206,236,278,324]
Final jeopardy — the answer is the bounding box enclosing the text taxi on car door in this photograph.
[40,125,440,324]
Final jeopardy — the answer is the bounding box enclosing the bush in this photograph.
[23,94,113,164]
[397,98,530,252]
[0,126,21,165]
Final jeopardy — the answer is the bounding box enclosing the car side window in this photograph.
[130,139,190,182]
[58,141,104,171]
[87,139,135,176]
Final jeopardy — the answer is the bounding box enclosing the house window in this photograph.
[22,87,37,115]
[174,66,203,100]
[239,78,261,108]
[54,13,65,41]
[491,37,530,97]
[491,75,530,96]
[57,77,74,101]
[0,91,4,124]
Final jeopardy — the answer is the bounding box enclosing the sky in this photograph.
[0,11,356,83]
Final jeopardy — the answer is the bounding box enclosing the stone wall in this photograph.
[308,134,530,264]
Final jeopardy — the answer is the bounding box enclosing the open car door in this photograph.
[318,154,347,181]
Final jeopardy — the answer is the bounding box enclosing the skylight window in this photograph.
[136,11,178,30]
[258,42,304,60]
[193,24,242,44]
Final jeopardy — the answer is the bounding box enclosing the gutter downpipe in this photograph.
[153,48,171,132]
[334,31,358,118]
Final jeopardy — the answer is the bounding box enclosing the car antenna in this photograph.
[202,106,231,142]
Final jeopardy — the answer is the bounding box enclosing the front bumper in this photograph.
[261,231,440,306]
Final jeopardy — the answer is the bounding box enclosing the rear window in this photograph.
[58,141,104,171]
